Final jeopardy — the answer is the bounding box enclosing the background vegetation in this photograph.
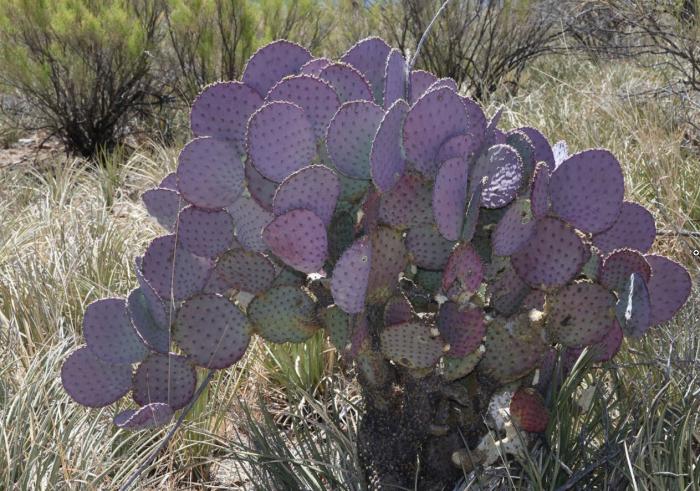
[0,0,698,489]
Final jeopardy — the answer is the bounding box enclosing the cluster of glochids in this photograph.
[61,37,691,433]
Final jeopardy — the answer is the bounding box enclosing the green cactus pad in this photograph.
[127,288,169,355]
[331,236,372,314]
[547,281,616,347]
[599,249,651,293]
[442,243,484,300]
[367,226,407,303]
[320,62,373,103]
[228,196,273,253]
[379,173,434,229]
[380,321,445,369]
[174,293,251,368]
[83,298,148,365]
[132,353,196,410]
[242,40,311,96]
[114,403,174,430]
[263,209,328,273]
[273,165,340,226]
[177,206,235,258]
[320,305,352,351]
[61,346,133,408]
[441,349,483,382]
[248,285,319,343]
[384,293,415,326]
[215,248,276,294]
[406,224,456,270]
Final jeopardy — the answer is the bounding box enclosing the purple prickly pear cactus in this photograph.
[61,36,692,491]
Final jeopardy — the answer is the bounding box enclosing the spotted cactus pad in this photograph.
[61,346,133,408]
[215,248,276,294]
[127,288,169,354]
[379,173,434,229]
[406,224,456,270]
[174,294,251,368]
[272,165,340,226]
[320,62,373,103]
[248,285,319,343]
[436,134,482,164]
[242,40,311,96]
[433,157,470,241]
[530,162,550,219]
[132,353,196,410]
[370,100,408,192]
[593,201,656,254]
[488,262,530,316]
[83,298,148,365]
[380,321,445,369]
[645,255,692,326]
[384,294,414,326]
[340,37,392,105]
[442,243,484,300]
[177,206,234,258]
[547,282,616,347]
[518,127,555,170]
[301,57,331,75]
[114,403,174,430]
[263,209,328,273]
[383,49,407,108]
[492,199,536,256]
[244,160,277,211]
[367,226,407,303]
[142,188,183,232]
[409,70,437,103]
[228,196,273,252]
[332,236,372,314]
[599,249,651,293]
[437,302,485,357]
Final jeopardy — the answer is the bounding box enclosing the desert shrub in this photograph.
[0,0,164,157]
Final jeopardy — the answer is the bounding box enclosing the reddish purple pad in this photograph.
[367,226,407,303]
[242,40,311,96]
[405,224,456,270]
[518,127,555,170]
[340,37,392,105]
[247,101,316,183]
[177,206,234,258]
[267,75,340,139]
[530,162,550,219]
[492,200,536,256]
[370,99,409,192]
[379,173,434,229]
[174,293,251,369]
[61,346,132,408]
[320,62,373,103]
[142,188,183,232]
[141,234,212,302]
[273,165,340,226]
[588,320,623,362]
[159,173,177,190]
[511,217,587,288]
[384,294,414,326]
[245,159,276,211]
[409,70,437,103]
[438,302,485,357]
[301,57,331,75]
[433,157,469,241]
[228,196,274,252]
[83,298,148,365]
[599,249,651,292]
[127,288,169,355]
[327,100,385,180]
[442,243,484,298]
[331,236,372,314]
[114,403,173,430]
[403,87,470,177]
[593,201,656,254]
[436,134,482,164]
[177,137,245,209]
[472,144,523,209]
[132,353,196,410]
[383,49,407,108]
[549,149,624,233]
[263,209,328,273]
[190,81,263,155]
[646,254,692,326]
[215,248,276,294]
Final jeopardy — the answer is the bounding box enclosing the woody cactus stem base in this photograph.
[60,36,691,490]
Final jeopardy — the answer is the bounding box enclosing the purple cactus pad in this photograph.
[409,70,437,103]
[645,255,692,326]
[248,285,319,343]
[367,226,407,303]
[263,209,328,273]
[547,282,616,347]
[530,162,550,219]
[273,165,340,226]
[83,298,148,365]
[383,49,407,108]
[433,157,470,241]
[114,403,174,430]
[132,353,196,410]
[378,173,434,229]
[159,173,178,190]
[127,288,170,355]
[384,294,414,326]
[215,248,276,294]
[370,99,409,192]
[592,201,656,254]
[492,199,536,256]
[300,57,332,76]
[61,346,133,408]
[438,302,485,357]
[518,127,555,170]
[471,144,523,209]
[442,243,484,299]
[142,188,183,232]
[319,62,373,103]
[242,40,311,96]
[245,159,277,211]
[406,224,456,270]
[228,196,274,252]
[616,272,652,338]
[340,37,392,105]
[380,321,444,369]
[177,206,235,258]
[599,249,651,292]
[436,134,482,164]
[331,236,372,314]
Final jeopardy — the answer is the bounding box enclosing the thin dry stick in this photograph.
[409,0,454,71]
[119,369,215,491]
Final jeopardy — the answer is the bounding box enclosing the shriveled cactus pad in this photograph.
[62,36,690,447]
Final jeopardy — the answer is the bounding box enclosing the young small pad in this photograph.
[510,388,549,433]
[492,199,536,256]
[326,100,385,179]
[272,165,340,226]
[405,224,456,270]
[442,243,484,300]
[267,75,340,139]
[437,302,485,357]
[615,272,651,338]
[383,49,407,108]
[403,87,469,177]
[83,298,148,365]
[599,249,651,292]
[592,201,656,254]
[262,209,328,273]
[552,140,568,168]
[471,144,523,209]
[331,236,372,314]
[409,70,437,103]
[215,248,276,294]
[367,226,408,303]
[246,101,316,182]
[319,62,373,103]
[511,217,587,288]
[248,285,319,343]
[300,57,331,76]
[177,206,234,258]
[174,293,251,369]
[380,321,445,369]
[177,137,245,209]
[530,162,550,219]
[645,254,691,326]
[370,99,409,192]
[245,160,276,211]
[384,293,414,326]
[242,40,311,96]
[142,188,183,232]
[433,157,469,241]
[340,37,392,105]
[61,346,133,408]
[190,81,263,155]
[549,149,624,233]
[546,281,616,347]
[141,234,212,302]
[132,353,196,410]
[228,196,274,253]
[378,173,434,229]
[517,127,555,170]
[114,403,174,430]
[159,173,177,190]
[436,134,482,164]
[127,288,169,354]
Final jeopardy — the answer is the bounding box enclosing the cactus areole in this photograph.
[61,38,691,489]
